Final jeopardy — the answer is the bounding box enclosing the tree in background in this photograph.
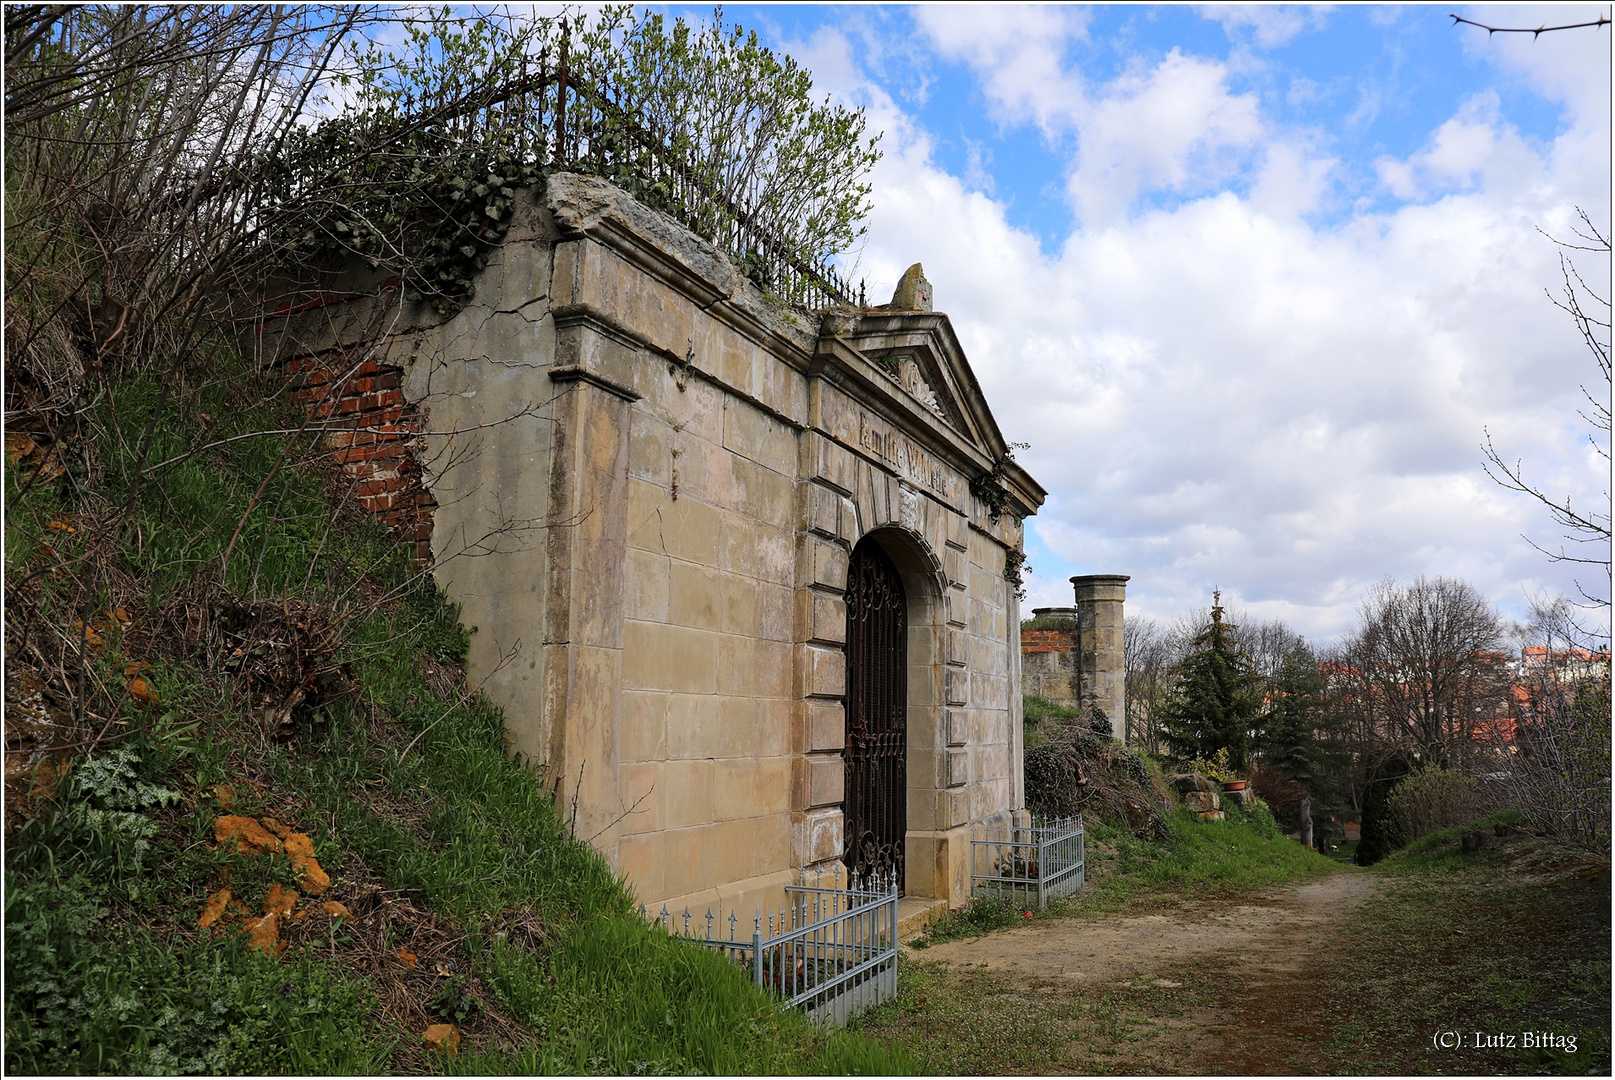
[1158,593,1264,772]
[1334,576,1509,771]
[1261,639,1330,789]
[1123,616,1176,753]
[1494,595,1612,854]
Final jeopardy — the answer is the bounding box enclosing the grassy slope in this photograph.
[4,364,912,1075]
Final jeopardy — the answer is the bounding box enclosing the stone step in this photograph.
[895,896,951,942]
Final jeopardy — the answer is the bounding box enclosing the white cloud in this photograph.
[1202,4,1335,48]
[1376,92,1545,201]
[783,15,1609,642]
[914,5,1089,134]
[1067,50,1265,225]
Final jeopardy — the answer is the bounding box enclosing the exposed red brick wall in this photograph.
[1020,629,1076,653]
[283,351,436,567]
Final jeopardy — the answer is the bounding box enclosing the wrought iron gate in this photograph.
[844,539,906,891]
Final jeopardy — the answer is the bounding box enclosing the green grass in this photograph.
[911,795,1339,951]
[1059,802,1341,919]
[5,358,915,1075]
[1233,820,1611,1076]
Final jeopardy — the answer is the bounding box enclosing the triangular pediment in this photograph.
[812,309,1046,517]
[817,310,998,454]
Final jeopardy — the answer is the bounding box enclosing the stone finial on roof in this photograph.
[889,263,932,311]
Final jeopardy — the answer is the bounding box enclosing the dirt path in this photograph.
[914,871,1381,1073]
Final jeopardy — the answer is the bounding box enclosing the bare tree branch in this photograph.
[1450,13,1611,37]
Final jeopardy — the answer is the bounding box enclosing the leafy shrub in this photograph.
[4,875,388,1075]
[1180,748,1239,784]
[1386,768,1500,845]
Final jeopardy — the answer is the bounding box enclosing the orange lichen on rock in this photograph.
[264,882,300,918]
[198,888,234,928]
[422,1024,459,1056]
[215,814,283,855]
[395,947,418,969]
[128,675,158,704]
[282,832,330,894]
[318,901,352,920]
[259,816,289,839]
[244,911,283,956]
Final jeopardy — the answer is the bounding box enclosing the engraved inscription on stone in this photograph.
[859,410,950,497]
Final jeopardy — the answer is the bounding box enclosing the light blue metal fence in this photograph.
[970,814,1084,909]
[643,867,900,1027]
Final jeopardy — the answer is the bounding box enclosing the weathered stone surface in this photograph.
[1197,810,1226,822]
[1182,790,1221,813]
[888,263,933,312]
[268,173,1049,918]
[215,815,282,854]
[244,911,282,956]
[422,1024,460,1056]
[197,888,235,929]
[264,882,299,918]
[283,833,331,895]
[1168,773,1216,793]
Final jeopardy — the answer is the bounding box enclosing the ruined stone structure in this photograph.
[251,174,1045,920]
[1019,574,1129,743]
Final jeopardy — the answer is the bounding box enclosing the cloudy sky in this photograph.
[653,2,1611,645]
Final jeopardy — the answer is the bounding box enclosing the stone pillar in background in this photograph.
[1070,574,1129,745]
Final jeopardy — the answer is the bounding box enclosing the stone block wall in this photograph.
[250,173,1044,918]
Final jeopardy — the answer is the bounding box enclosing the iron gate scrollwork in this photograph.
[844,538,906,892]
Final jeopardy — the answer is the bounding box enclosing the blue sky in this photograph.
[636,2,1610,645]
[397,4,1610,644]
[725,4,1578,248]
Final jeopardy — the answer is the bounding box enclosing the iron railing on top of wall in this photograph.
[397,25,863,313]
[642,866,899,1027]
[970,814,1085,910]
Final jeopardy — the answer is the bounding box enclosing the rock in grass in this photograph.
[422,1023,459,1056]
[283,832,330,894]
[244,911,283,956]
[264,882,299,917]
[215,814,282,854]
[198,888,235,928]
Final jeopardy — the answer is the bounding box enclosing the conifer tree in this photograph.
[1159,592,1263,771]
[1262,639,1328,786]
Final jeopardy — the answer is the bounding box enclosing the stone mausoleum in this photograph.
[252,174,1047,921]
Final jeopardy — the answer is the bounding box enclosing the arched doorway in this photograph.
[844,536,907,890]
